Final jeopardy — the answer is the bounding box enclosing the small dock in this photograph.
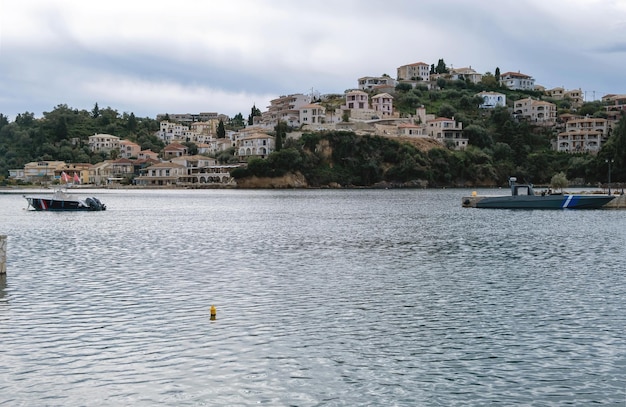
[605,193,626,208]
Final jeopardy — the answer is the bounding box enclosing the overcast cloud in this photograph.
[1,0,625,120]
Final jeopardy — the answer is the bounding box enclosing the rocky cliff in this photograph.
[235,172,309,188]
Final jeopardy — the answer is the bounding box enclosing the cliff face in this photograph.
[235,172,308,188]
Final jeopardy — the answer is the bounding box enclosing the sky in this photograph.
[1,0,625,121]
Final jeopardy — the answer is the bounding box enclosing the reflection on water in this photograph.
[0,189,624,406]
[0,274,6,302]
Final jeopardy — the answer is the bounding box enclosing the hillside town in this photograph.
[8,61,626,187]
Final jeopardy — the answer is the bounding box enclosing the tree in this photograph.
[395,82,412,92]
[217,119,226,138]
[230,113,245,128]
[15,112,35,127]
[92,102,100,118]
[274,120,288,152]
[182,141,198,155]
[126,112,137,133]
[248,104,262,125]
[438,103,456,118]
[0,114,9,129]
[480,72,499,89]
[550,172,568,192]
[494,67,501,83]
[464,124,493,149]
[435,58,449,74]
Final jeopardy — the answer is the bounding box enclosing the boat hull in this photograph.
[464,194,614,209]
[25,197,106,211]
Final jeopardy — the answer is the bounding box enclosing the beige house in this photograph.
[397,62,430,82]
[138,149,159,160]
[397,123,428,137]
[88,134,120,153]
[343,90,369,110]
[603,94,626,112]
[237,133,274,161]
[22,161,66,183]
[60,163,93,184]
[449,67,482,84]
[135,162,187,186]
[90,159,134,185]
[119,140,141,159]
[109,158,134,180]
[545,87,583,108]
[162,142,188,159]
[90,160,113,185]
[371,93,394,117]
[342,90,378,121]
[513,97,557,123]
[171,155,240,185]
[426,117,467,150]
[556,117,610,154]
[209,138,235,155]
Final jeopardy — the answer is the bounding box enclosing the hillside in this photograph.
[1,80,625,187]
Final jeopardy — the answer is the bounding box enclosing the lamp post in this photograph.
[606,158,614,195]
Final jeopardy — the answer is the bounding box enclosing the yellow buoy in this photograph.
[210,305,217,320]
[472,191,477,196]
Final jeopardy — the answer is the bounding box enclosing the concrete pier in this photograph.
[0,235,6,275]
[605,193,626,208]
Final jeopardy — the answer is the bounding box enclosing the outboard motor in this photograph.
[85,197,96,210]
[92,197,106,210]
[85,197,106,211]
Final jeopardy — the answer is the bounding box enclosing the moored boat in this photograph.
[24,189,106,211]
[462,177,615,209]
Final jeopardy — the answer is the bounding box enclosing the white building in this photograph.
[158,121,191,144]
[299,103,326,126]
[477,91,506,109]
[500,71,535,91]
[358,76,396,91]
[260,93,311,128]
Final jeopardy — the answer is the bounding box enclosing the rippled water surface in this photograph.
[1,188,625,406]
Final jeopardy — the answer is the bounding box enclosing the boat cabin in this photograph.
[509,177,536,196]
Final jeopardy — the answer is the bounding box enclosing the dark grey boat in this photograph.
[462,178,615,209]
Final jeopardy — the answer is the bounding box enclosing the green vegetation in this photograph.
[550,172,568,192]
[233,109,626,187]
[0,104,163,183]
[2,81,625,188]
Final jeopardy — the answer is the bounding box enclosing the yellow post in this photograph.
[210,305,216,320]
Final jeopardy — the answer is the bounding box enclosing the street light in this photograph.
[606,158,614,195]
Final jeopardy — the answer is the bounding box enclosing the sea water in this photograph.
[0,188,624,406]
